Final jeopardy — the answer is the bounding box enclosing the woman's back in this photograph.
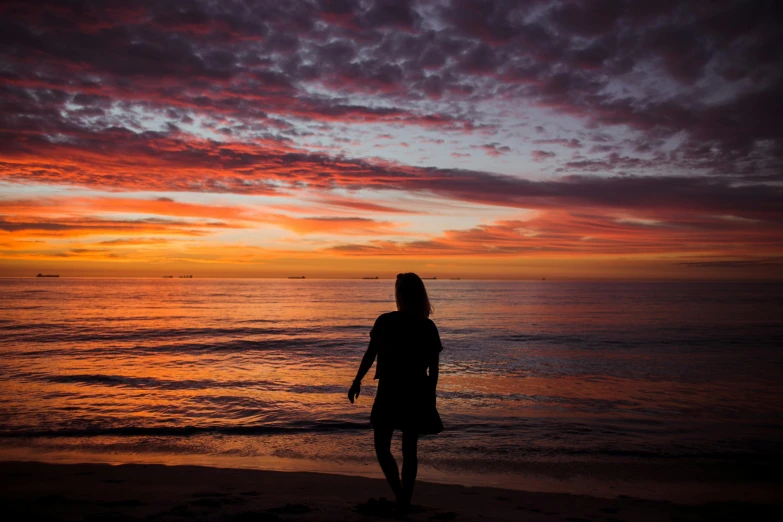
[371,311,442,382]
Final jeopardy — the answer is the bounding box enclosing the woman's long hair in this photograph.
[395,273,433,318]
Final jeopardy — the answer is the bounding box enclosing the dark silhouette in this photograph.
[348,272,443,514]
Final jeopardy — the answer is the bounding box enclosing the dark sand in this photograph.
[1,461,779,521]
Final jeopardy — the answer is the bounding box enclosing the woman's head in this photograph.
[395,272,433,318]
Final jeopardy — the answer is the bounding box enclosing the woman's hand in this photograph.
[348,380,361,403]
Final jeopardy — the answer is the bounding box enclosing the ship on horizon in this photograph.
[362,276,379,279]
[36,273,59,277]
[288,276,305,279]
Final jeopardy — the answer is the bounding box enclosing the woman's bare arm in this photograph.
[429,351,440,391]
[353,342,378,383]
[348,342,378,403]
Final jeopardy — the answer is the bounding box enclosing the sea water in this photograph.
[1,278,781,500]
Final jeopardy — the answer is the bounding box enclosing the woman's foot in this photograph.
[356,497,395,517]
[394,495,411,517]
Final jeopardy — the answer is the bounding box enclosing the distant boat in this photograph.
[449,278,461,280]
[178,275,192,278]
[362,276,378,279]
[288,276,305,279]
[422,276,437,280]
[36,273,59,277]
[162,275,173,278]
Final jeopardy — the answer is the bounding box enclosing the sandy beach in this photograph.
[1,460,779,522]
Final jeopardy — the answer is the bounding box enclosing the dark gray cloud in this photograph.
[1,0,782,194]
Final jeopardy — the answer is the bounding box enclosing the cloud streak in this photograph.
[327,210,783,258]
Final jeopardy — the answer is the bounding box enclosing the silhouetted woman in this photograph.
[348,272,444,513]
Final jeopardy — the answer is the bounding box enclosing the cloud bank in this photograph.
[1,0,781,276]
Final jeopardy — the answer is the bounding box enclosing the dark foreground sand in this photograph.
[1,461,779,522]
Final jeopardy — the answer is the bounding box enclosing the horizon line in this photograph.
[2,276,782,283]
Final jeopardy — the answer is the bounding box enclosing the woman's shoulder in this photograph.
[371,311,399,334]
[375,311,400,323]
[374,311,438,327]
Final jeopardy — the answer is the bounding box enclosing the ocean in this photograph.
[1,278,781,501]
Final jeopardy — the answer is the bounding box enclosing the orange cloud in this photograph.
[97,238,172,246]
[271,215,402,236]
[0,197,255,221]
[1,196,410,239]
[0,216,226,238]
[310,195,418,214]
[326,209,783,258]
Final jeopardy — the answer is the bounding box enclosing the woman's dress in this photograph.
[368,311,444,435]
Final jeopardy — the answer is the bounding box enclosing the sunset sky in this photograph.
[1,0,781,279]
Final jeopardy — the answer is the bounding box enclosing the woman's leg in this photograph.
[401,431,419,506]
[373,426,402,500]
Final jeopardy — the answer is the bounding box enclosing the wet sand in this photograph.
[1,461,779,521]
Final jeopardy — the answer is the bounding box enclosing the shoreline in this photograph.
[0,439,783,505]
[1,445,780,506]
[1,460,780,522]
